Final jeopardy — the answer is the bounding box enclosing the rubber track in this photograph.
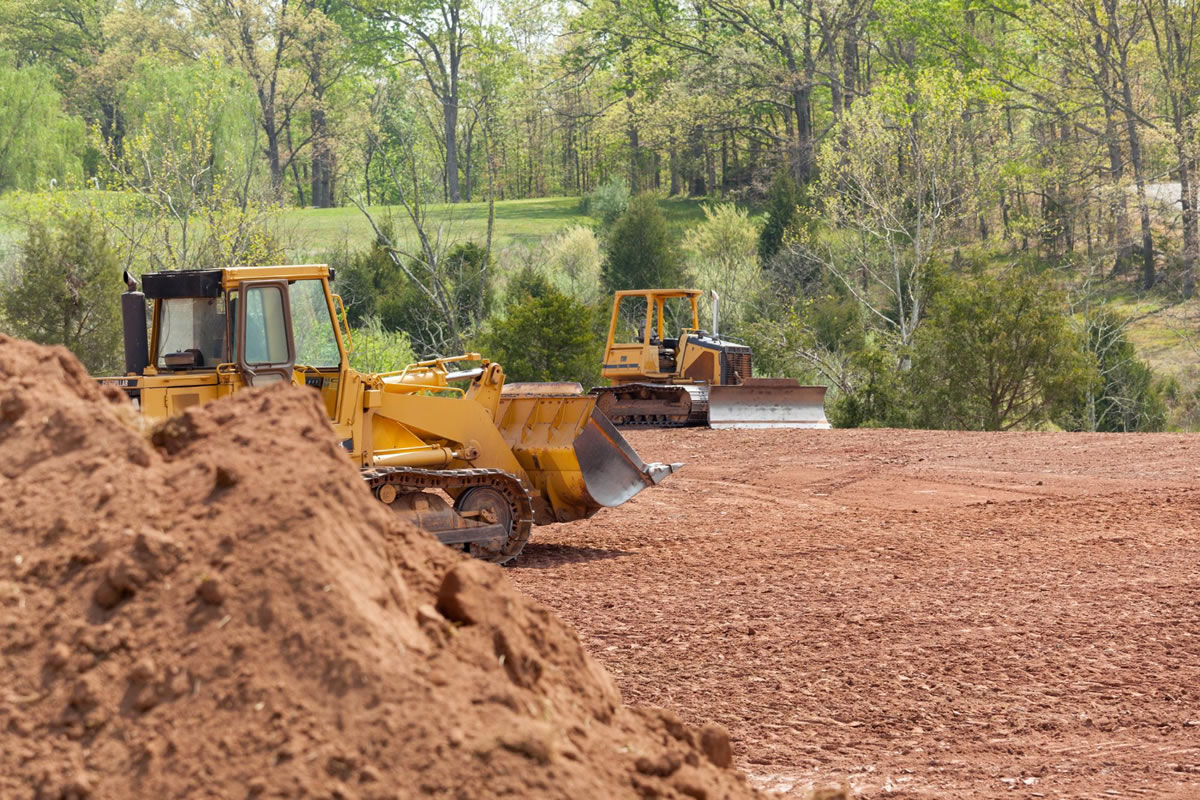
[361,466,534,565]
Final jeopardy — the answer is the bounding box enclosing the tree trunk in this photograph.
[792,87,813,183]
[364,139,373,206]
[842,29,860,114]
[1178,138,1197,298]
[704,136,716,196]
[628,122,641,192]
[310,107,333,208]
[285,120,305,207]
[1096,37,1132,272]
[444,96,461,203]
[1121,98,1155,288]
[264,103,283,197]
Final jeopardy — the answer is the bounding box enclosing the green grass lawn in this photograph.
[280,195,709,260]
[0,191,710,263]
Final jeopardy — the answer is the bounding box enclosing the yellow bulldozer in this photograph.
[99,264,678,564]
[592,288,830,428]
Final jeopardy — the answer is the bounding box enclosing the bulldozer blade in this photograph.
[707,380,830,429]
[574,409,682,507]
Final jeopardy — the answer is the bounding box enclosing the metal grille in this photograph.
[723,350,753,383]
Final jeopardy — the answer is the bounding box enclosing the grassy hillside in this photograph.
[280,195,709,260]
[0,191,709,264]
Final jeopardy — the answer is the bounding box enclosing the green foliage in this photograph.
[682,203,761,330]
[0,57,85,192]
[827,338,907,429]
[1057,309,1166,432]
[442,241,494,330]
[0,210,122,373]
[602,193,686,293]
[908,270,1093,431]
[333,234,396,327]
[118,58,260,186]
[582,179,630,228]
[545,225,602,303]
[348,316,417,374]
[96,56,281,272]
[816,69,1002,349]
[474,266,602,386]
[333,235,493,356]
[758,171,802,265]
[1160,374,1200,431]
[738,309,822,381]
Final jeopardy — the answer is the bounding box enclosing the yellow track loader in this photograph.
[592,289,830,429]
[99,265,678,564]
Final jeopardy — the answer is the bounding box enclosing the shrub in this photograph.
[546,226,603,303]
[0,211,122,373]
[474,267,603,386]
[602,193,686,293]
[683,203,761,330]
[1057,308,1166,432]
[347,316,417,374]
[335,236,493,355]
[758,170,803,264]
[908,270,1093,431]
[582,179,630,228]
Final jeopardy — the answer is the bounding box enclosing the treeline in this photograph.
[0,0,1196,253]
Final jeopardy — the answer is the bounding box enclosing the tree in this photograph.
[196,0,313,200]
[473,267,602,386]
[811,69,1002,355]
[909,270,1093,431]
[0,59,84,192]
[602,193,686,292]
[758,170,802,265]
[97,58,283,272]
[683,202,761,329]
[1059,308,1166,432]
[1141,0,1200,297]
[0,211,122,373]
[366,0,470,203]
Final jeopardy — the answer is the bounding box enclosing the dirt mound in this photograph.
[0,335,757,800]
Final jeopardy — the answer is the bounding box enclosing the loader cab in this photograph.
[131,265,353,423]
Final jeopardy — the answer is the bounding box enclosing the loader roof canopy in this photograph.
[143,270,223,299]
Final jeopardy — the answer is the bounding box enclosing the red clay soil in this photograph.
[0,336,758,800]
[507,426,1200,799]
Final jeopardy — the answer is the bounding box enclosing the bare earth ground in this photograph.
[507,428,1200,799]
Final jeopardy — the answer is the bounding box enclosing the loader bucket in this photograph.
[707,379,830,429]
[496,391,681,524]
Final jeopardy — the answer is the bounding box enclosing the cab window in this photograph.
[243,285,290,365]
[156,297,227,368]
[616,295,650,343]
[288,279,341,368]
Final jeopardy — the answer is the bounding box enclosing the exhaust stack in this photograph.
[121,270,149,377]
[711,290,720,337]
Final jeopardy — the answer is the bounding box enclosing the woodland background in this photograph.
[2,0,1200,430]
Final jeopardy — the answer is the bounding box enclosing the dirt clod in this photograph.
[196,576,224,606]
[128,658,156,685]
[699,725,733,768]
